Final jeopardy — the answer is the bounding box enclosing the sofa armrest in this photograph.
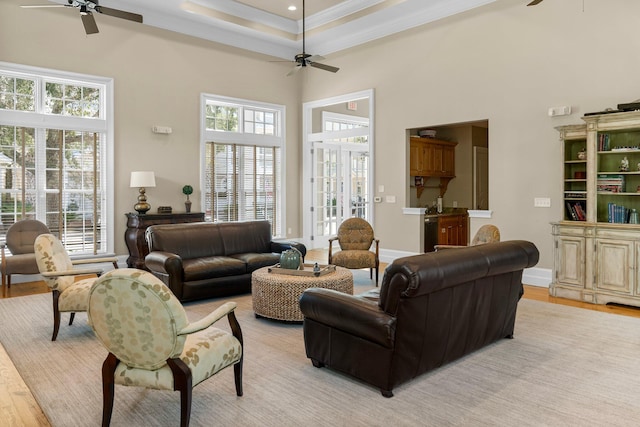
[145,251,183,275]
[300,288,396,348]
[271,240,307,258]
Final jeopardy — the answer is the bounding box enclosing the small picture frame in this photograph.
[415,176,424,186]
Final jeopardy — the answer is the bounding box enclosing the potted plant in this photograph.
[182,185,193,213]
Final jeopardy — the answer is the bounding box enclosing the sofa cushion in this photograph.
[182,257,246,282]
[219,221,273,255]
[229,252,280,272]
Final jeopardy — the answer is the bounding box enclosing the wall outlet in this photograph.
[374,196,382,203]
[534,197,551,207]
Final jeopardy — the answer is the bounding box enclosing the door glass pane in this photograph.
[350,152,369,219]
[314,145,340,238]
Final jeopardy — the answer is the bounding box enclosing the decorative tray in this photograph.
[268,263,336,277]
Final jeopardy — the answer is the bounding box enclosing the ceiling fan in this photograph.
[287,0,339,76]
[527,0,544,5]
[21,0,142,35]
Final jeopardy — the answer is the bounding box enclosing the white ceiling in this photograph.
[26,0,497,59]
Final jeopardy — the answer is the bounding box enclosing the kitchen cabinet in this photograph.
[437,214,468,246]
[410,137,458,197]
[410,137,457,177]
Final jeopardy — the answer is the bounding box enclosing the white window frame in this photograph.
[0,61,115,256]
[200,93,286,236]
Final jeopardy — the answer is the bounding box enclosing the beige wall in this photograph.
[0,1,303,256]
[302,0,640,269]
[4,0,640,271]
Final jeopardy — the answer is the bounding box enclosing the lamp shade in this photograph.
[130,171,156,188]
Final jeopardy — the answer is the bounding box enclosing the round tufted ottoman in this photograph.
[251,266,353,322]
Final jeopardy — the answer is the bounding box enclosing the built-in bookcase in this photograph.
[552,111,640,308]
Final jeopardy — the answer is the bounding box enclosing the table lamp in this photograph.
[130,171,156,214]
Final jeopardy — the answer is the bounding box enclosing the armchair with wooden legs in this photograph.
[34,233,118,341]
[328,217,380,285]
[88,268,243,427]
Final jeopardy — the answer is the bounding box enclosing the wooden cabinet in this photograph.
[125,212,205,269]
[552,111,640,307]
[410,137,457,177]
[437,214,468,246]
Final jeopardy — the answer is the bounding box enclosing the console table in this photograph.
[124,212,205,269]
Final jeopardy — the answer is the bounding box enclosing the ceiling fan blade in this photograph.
[286,65,302,77]
[19,4,66,8]
[96,6,143,23]
[527,0,544,5]
[81,12,99,34]
[309,62,339,73]
[306,54,325,62]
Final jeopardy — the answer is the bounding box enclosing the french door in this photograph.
[301,89,374,250]
[310,142,370,249]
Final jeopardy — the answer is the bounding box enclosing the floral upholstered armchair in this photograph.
[328,217,380,285]
[434,224,500,251]
[87,268,244,427]
[34,233,118,341]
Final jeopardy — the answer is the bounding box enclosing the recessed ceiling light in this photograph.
[288,6,297,11]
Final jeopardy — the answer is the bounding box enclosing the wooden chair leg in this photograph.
[51,290,61,341]
[69,312,75,326]
[228,311,244,397]
[101,353,118,427]
[167,358,192,427]
[6,274,10,289]
[234,359,243,397]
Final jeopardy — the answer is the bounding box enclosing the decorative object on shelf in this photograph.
[313,262,320,273]
[630,209,640,224]
[577,148,586,160]
[157,206,172,214]
[279,247,303,270]
[182,185,193,213]
[130,171,156,214]
[620,156,629,172]
[637,162,640,171]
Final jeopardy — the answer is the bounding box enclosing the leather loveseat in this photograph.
[299,240,539,397]
[145,220,306,302]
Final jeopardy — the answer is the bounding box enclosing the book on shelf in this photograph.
[565,201,586,221]
[607,202,630,223]
[598,133,610,151]
[597,174,625,193]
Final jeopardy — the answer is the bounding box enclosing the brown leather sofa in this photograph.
[299,240,539,397]
[144,220,306,302]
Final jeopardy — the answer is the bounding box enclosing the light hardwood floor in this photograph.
[1,248,640,425]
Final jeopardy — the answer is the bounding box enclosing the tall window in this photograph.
[201,95,285,237]
[0,62,113,256]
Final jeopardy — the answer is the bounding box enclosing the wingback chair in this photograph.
[87,268,244,427]
[328,218,380,285]
[434,224,500,250]
[34,233,118,341]
[1,219,50,288]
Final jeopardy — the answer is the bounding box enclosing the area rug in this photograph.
[1,272,640,426]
